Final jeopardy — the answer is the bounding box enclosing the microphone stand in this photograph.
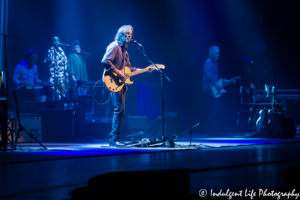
[175,123,201,146]
[132,43,171,145]
[241,56,278,113]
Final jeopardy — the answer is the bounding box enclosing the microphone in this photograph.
[192,123,201,129]
[241,56,256,64]
[60,43,69,46]
[81,51,91,56]
[130,39,142,46]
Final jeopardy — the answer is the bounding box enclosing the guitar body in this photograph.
[103,64,165,92]
[103,67,133,92]
[256,109,269,132]
[236,86,250,131]
[210,76,241,98]
[248,107,257,132]
[210,79,224,98]
[247,84,259,132]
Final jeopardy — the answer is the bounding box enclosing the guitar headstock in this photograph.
[239,86,243,94]
[265,84,270,97]
[271,86,275,94]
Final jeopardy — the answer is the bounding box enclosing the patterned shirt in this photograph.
[48,46,67,95]
[203,58,219,92]
[13,61,42,86]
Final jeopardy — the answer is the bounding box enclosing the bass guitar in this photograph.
[103,64,165,92]
[268,86,285,122]
[210,76,241,98]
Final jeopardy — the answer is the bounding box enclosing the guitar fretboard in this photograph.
[127,68,149,77]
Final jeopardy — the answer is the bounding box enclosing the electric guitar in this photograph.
[237,86,245,130]
[256,84,270,132]
[248,84,260,132]
[103,64,165,92]
[210,76,241,98]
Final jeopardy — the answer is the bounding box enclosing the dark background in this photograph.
[5,0,300,134]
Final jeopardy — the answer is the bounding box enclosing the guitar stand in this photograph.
[12,86,47,151]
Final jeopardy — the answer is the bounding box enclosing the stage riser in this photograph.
[127,116,148,130]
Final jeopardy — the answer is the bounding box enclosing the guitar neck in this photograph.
[223,81,232,88]
[127,68,148,77]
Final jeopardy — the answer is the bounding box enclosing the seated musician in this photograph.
[13,49,54,110]
[67,40,88,95]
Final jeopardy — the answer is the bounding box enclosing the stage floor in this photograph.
[1,137,300,199]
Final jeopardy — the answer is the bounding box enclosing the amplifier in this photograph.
[127,116,148,130]
[77,95,93,114]
[39,109,75,142]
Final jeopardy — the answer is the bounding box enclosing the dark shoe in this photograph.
[115,138,124,143]
[109,133,125,146]
[109,141,117,147]
[115,138,126,146]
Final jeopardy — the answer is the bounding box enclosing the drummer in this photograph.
[13,49,54,105]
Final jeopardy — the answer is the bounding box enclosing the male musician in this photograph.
[67,40,88,95]
[13,50,54,111]
[102,25,154,146]
[203,46,235,136]
[47,36,68,99]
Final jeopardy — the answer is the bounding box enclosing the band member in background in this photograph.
[67,40,88,95]
[13,50,54,111]
[203,46,236,136]
[47,36,67,99]
[102,25,154,146]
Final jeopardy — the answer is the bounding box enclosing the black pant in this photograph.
[110,87,126,138]
[203,90,223,135]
